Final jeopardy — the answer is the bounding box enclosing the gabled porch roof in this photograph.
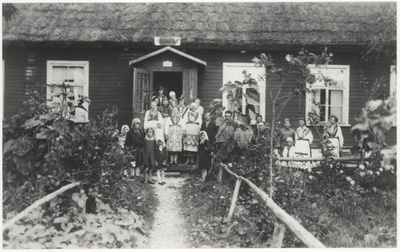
[129,46,207,66]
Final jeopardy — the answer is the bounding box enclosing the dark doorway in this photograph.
[153,71,183,99]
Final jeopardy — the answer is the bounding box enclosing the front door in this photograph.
[153,71,183,101]
[133,68,153,121]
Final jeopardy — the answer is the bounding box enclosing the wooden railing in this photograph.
[219,163,325,248]
[3,181,82,232]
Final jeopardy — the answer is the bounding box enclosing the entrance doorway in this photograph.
[153,71,183,99]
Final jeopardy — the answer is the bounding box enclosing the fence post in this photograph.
[218,164,223,183]
[227,178,241,221]
[270,219,286,248]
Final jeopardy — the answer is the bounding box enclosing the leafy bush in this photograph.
[3,84,158,248]
[3,186,149,249]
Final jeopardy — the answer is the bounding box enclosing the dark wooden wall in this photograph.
[3,44,396,146]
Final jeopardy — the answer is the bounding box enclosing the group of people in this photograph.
[118,87,219,184]
[118,86,344,183]
[275,115,344,168]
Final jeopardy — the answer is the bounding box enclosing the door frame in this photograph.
[144,66,198,103]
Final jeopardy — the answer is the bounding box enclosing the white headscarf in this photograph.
[131,118,141,129]
[121,125,129,134]
[199,131,209,144]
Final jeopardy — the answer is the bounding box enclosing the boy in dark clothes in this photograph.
[155,139,167,185]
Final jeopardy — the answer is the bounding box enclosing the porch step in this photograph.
[166,164,197,172]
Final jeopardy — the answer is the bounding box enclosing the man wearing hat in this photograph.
[278,118,296,154]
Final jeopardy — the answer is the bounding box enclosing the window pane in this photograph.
[320,89,326,105]
[329,107,343,123]
[52,66,68,83]
[69,66,85,83]
[330,90,343,106]
[320,105,326,122]
[47,85,63,103]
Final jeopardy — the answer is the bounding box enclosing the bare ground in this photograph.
[140,176,190,249]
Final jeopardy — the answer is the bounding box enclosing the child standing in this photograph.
[155,139,168,185]
[143,128,157,184]
[154,122,165,143]
[198,131,212,182]
[124,119,145,178]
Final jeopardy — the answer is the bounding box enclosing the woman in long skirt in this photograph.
[183,102,202,164]
[294,118,314,169]
[323,115,344,157]
[164,107,185,164]
[144,101,163,130]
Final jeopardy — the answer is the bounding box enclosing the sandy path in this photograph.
[145,176,189,249]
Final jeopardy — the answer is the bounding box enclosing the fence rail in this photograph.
[278,157,373,162]
[3,181,82,232]
[219,163,325,248]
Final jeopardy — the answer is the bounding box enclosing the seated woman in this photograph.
[281,137,295,167]
[323,115,344,157]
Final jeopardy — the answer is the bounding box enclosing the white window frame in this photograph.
[46,60,89,114]
[390,65,396,126]
[222,62,266,120]
[305,64,350,126]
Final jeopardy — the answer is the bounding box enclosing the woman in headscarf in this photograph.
[323,115,344,157]
[125,118,145,178]
[169,91,178,109]
[158,97,172,119]
[183,102,202,164]
[164,107,186,164]
[177,95,188,119]
[144,101,163,130]
[119,125,130,149]
[198,131,212,182]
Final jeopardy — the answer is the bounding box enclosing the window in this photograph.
[390,65,396,126]
[46,61,89,113]
[222,63,266,120]
[305,65,350,125]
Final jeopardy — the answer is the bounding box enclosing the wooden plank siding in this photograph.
[3,45,396,146]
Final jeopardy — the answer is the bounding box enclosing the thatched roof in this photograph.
[2,2,396,49]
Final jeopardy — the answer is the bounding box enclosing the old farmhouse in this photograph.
[2,2,396,146]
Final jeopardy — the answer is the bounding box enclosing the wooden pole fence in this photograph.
[221,164,325,248]
[278,157,373,162]
[3,181,82,232]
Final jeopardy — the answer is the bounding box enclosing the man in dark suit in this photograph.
[200,111,218,145]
